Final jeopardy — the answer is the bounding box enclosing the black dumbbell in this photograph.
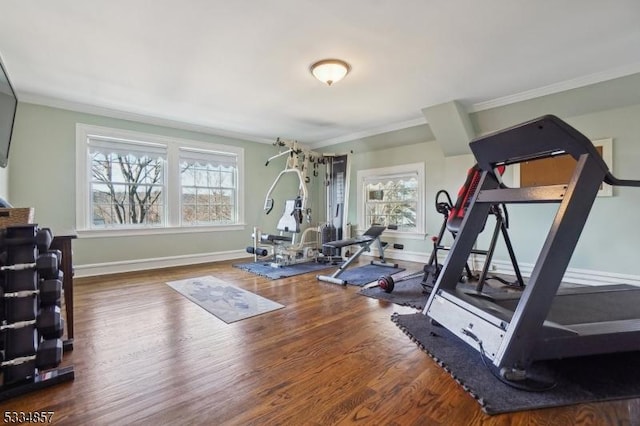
[36,338,63,369]
[39,279,62,306]
[37,306,64,340]
[36,228,53,253]
[1,279,62,306]
[1,338,63,370]
[1,252,60,279]
[1,306,63,340]
[37,253,60,279]
[2,324,37,359]
[1,226,52,252]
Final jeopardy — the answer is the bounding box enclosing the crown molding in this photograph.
[310,117,427,149]
[17,62,640,149]
[17,92,275,145]
[468,62,640,113]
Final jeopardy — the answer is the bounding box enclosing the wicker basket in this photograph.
[0,208,35,229]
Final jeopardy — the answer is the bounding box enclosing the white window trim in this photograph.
[76,123,245,237]
[356,162,425,237]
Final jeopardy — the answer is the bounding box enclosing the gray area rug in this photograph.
[166,275,284,323]
[392,312,640,415]
[233,260,335,280]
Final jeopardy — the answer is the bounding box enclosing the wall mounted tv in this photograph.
[0,53,17,168]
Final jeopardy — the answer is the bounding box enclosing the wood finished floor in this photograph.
[0,258,638,425]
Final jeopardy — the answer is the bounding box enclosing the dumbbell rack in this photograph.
[0,224,74,401]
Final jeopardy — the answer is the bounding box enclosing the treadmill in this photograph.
[423,115,640,380]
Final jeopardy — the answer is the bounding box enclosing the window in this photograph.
[179,148,238,225]
[89,138,167,227]
[76,124,244,234]
[357,163,425,234]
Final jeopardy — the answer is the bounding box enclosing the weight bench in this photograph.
[317,225,398,285]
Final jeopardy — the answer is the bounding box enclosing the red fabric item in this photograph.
[448,164,505,225]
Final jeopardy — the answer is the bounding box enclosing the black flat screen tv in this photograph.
[0,54,17,168]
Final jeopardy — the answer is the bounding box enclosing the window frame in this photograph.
[76,123,245,237]
[178,147,239,226]
[356,162,425,238]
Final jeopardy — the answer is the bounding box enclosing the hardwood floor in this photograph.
[0,258,638,425]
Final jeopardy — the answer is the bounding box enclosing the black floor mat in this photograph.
[392,312,640,415]
[360,274,520,310]
[359,274,427,308]
[319,264,405,286]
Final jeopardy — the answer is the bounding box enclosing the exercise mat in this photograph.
[233,260,335,280]
[360,275,518,309]
[335,264,405,287]
[392,312,640,415]
[359,274,427,308]
[166,275,284,323]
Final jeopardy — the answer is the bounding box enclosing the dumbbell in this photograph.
[1,338,63,370]
[2,323,38,359]
[376,275,395,293]
[37,306,64,339]
[0,305,64,340]
[1,279,62,306]
[36,228,53,253]
[1,227,53,253]
[1,252,60,279]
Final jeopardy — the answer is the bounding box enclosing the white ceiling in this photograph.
[1,1,639,146]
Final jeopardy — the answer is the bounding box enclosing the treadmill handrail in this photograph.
[605,172,640,188]
[471,115,640,188]
[470,115,608,173]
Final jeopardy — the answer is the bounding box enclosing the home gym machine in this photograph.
[422,115,640,383]
[321,152,350,259]
[0,224,74,401]
[247,138,350,268]
[377,165,524,294]
[317,224,398,285]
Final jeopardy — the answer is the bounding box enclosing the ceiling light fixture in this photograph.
[310,59,351,86]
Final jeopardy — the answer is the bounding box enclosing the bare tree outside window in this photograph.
[78,125,244,231]
[91,152,165,226]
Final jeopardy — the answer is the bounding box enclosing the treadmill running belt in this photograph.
[494,286,640,325]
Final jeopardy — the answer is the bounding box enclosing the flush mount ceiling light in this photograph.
[310,59,351,86]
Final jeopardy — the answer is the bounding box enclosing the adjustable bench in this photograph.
[317,224,398,285]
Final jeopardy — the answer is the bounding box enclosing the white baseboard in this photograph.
[75,245,640,287]
[363,249,640,287]
[75,249,249,278]
[489,258,640,287]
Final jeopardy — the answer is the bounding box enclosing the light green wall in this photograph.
[470,73,640,135]
[8,103,296,266]
[482,103,640,275]
[322,131,476,253]
[465,74,640,276]
[322,76,640,277]
[7,73,640,277]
